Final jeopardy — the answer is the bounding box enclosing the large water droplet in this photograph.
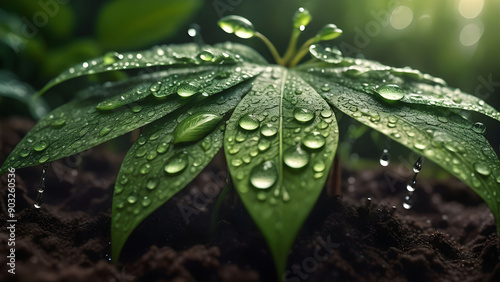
[177,82,199,97]
[474,162,491,176]
[164,153,189,174]
[379,149,390,167]
[293,108,314,123]
[218,15,255,39]
[313,160,326,172]
[260,123,278,137]
[140,164,151,174]
[250,161,277,189]
[472,122,486,134]
[198,50,214,62]
[375,84,405,102]
[284,145,310,169]
[303,132,325,149]
[34,141,48,151]
[238,114,260,131]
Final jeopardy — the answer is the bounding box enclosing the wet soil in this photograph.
[1,117,499,282]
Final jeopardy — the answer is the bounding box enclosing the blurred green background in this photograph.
[1,0,499,167]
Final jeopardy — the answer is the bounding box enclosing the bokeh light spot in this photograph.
[460,23,482,46]
[390,6,413,30]
[459,0,484,19]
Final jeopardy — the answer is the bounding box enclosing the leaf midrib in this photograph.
[278,69,288,195]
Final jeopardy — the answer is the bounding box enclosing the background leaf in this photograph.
[97,0,203,50]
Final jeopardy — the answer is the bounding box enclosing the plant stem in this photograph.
[282,29,300,66]
[288,37,317,68]
[255,32,284,65]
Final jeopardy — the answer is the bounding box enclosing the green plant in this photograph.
[1,8,499,276]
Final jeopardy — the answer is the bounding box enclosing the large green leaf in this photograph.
[301,70,500,221]
[224,67,339,275]
[97,0,203,49]
[112,80,253,260]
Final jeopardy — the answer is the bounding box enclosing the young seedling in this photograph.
[1,8,499,278]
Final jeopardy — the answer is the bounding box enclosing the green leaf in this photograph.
[303,71,500,220]
[0,64,261,174]
[37,42,264,96]
[173,113,223,144]
[300,55,500,122]
[97,0,203,50]
[111,80,253,260]
[0,70,50,119]
[224,67,339,275]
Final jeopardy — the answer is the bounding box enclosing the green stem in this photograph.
[255,32,284,65]
[288,37,317,68]
[282,29,300,66]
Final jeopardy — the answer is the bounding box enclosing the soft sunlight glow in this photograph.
[459,0,484,19]
[390,6,413,30]
[460,23,482,46]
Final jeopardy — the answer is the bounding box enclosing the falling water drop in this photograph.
[406,176,417,192]
[379,149,390,167]
[413,156,423,173]
[34,163,50,209]
[402,194,413,209]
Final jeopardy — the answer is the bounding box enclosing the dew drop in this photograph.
[20,147,30,157]
[34,141,48,151]
[149,82,161,92]
[284,145,310,169]
[313,160,326,172]
[375,84,405,102]
[303,132,326,149]
[250,161,277,189]
[164,153,188,174]
[140,163,151,174]
[257,191,267,201]
[474,162,491,176]
[177,82,199,97]
[51,119,66,128]
[141,196,152,207]
[293,108,314,123]
[38,155,49,163]
[238,113,260,131]
[127,195,138,204]
[258,139,271,152]
[99,126,112,136]
[260,123,278,137]
[198,50,215,62]
[472,122,486,134]
[379,149,390,167]
[156,142,169,154]
[218,15,255,39]
[146,178,158,190]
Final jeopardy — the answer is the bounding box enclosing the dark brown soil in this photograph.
[1,117,499,282]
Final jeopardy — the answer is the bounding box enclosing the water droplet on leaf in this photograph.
[303,132,325,149]
[250,161,277,189]
[164,153,188,174]
[284,145,310,169]
[375,84,405,102]
[293,108,314,123]
[239,113,260,130]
